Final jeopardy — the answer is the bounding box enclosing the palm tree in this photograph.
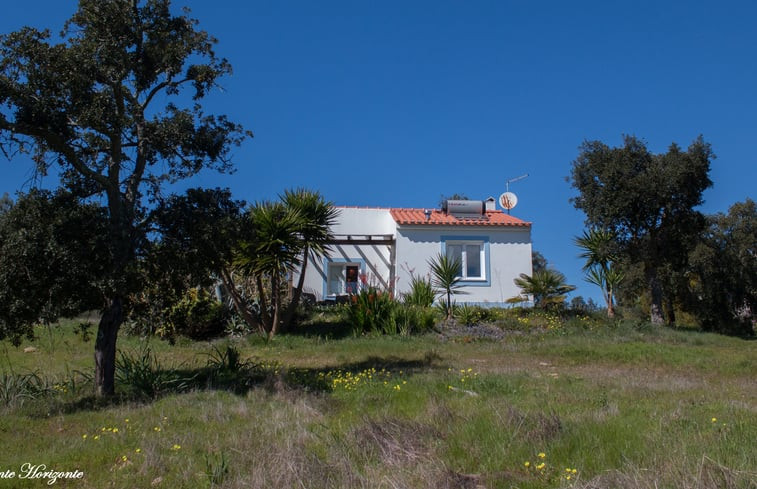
[512,269,576,309]
[281,188,338,331]
[574,228,623,317]
[235,201,303,340]
[428,252,462,320]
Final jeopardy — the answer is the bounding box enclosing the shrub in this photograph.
[394,304,438,335]
[454,304,483,326]
[116,347,194,399]
[164,289,231,342]
[345,286,398,335]
[404,276,435,308]
[0,371,51,409]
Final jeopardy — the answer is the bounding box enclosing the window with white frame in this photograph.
[445,240,486,280]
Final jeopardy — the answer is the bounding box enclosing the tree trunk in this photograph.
[665,293,676,326]
[94,296,123,396]
[256,274,272,336]
[646,267,664,325]
[605,284,615,318]
[219,268,264,336]
[282,247,310,332]
[268,272,280,340]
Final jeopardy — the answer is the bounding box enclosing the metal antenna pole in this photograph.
[506,173,529,192]
[503,174,528,214]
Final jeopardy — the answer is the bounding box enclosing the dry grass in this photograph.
[0,320,755,489]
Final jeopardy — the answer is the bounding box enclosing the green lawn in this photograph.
[0,318,755,488]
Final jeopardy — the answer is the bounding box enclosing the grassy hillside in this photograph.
[0,316,755,488]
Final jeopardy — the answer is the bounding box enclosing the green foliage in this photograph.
[204,451,230,487]
[512,269,576,309]
[344,285,438,336]
[163,289,230,342]
[0,190,109,345]
[345,287,398,335]
[575,228,624,317]
[0,0,251,395]
[403,275,436,308]
[235,201,304,338]
[280,188,339,331]
[686,199,756,335]
[393,305,438,335]
[0,371,51,409]
[205,344,247,374]
[146,188,248,302]
[531,250,548,274]
[570,135,713,324]
[454,304,484,326]
[115,346,195,399]
[439,303,505,326]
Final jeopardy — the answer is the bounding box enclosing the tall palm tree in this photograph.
[428,252,462,320]
[235,201,303,340]
[281,188,338,331]
[575,228,623,317]
[512,269,576,309]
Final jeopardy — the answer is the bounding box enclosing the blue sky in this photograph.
[2,1,756,304]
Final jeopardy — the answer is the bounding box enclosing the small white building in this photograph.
[295,199,533,306]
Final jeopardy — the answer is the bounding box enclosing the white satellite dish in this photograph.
[499,192,518,210]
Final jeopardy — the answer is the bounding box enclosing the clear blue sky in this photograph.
[2,1,756,304]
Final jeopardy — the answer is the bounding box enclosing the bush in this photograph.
[344,286,439,336]
[454,304,483,326]
[163,289,231,342]
[345,286,398,335]
[403,276,435,308]
[116,347,194,399]
[394,304,438,335]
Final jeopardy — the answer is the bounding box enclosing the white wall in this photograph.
[330,207,395,236]
[395,225,532,305]
[295,207,396,301]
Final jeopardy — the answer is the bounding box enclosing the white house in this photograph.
[295,198,533,307]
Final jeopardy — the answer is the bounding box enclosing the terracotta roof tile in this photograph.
[390,208,530,227]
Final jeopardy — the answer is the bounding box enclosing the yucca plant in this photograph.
[280,188,339,331]
[575,228,624,317]
[428,253,463,320]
